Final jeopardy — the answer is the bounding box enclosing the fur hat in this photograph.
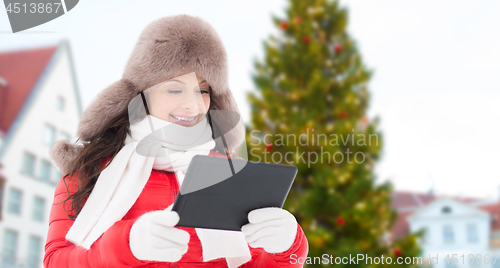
[50,14,245,175]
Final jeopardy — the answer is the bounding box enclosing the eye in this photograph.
[196,89,210,94]
[168,90,182,94]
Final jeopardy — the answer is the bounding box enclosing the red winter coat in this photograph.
[44,150,309,267]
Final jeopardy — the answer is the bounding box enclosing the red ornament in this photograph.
[280,21,288,30]
[295,17,303,24]
[362,117,368,124]
[394,248,401,256]
[336,217,344,225]
[265,143,273,151]
[303,36,310,44]
[340,111,348,118]
[334,44,342,53]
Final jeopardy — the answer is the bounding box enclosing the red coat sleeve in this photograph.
[43,175,150,268]
[241,222,309,267]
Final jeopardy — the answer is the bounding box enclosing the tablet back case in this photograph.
[172,155,298,231]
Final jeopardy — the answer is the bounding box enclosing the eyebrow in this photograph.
[165,79,185,85]
[165,79,207,85]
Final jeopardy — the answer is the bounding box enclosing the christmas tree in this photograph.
[245,0,422,266]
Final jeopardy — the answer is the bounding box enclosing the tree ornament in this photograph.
[340,111,348,118]
[318,31,325,42]
[303,36,310,44]
[336,73,344,83]
[336,217,345,225]
[394,247,401,256]
[280,21,288,30]
[295,16,303,24]
[307,7,314,15]
[322,67,329,76]
[335,44,342,53]
[265,143,273,151]
[322,19,330,28]
[326,121,334,131]
[362,117,368,124]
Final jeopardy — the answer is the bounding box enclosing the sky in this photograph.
[1,0,499,198]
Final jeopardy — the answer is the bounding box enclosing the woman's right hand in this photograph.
[129,205,190,262]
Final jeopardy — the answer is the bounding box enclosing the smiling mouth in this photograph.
[170,114,198,121]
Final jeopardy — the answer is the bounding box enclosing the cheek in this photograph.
[150,96,175,115]
[203,95,211,112]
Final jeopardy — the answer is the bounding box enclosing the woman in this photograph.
[44,14,308,268]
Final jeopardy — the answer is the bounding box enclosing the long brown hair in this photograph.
[58,86,220,219]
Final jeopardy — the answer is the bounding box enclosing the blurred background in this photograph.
[0,0,499,267]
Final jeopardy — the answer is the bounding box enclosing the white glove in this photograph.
[241,207,297,254]
[129,205,190,262]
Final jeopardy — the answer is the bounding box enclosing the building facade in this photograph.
[391,191,500,268]
[0,40,82,268]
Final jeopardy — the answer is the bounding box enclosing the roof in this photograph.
[0,45,58,134]
[391,190,482,211]
[0,40,83,161]
[390,191,437,210]
[390,210,414,241]
[479,203,500,230]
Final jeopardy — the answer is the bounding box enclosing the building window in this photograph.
[57,96,65,111]
[53,168,62,185]
[421,227,430,244]
[27,235,42,268]
[442,206,452,214]
[468,256,481,267]
[32,196,45,222]
[443,225,454,244]
[493,256,500,267]
[21,152,36,177]
[466,223,478,243]
[445,262,458,268]
[2,229,18,265]
[492,231,500,239]
[43,124,56,146]
[40,159,52,182]
[7,188,22,215]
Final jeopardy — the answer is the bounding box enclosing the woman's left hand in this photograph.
[241,207,297,254]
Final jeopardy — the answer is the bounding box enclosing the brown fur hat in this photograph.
[50,14,245,175]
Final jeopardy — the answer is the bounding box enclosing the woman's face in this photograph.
[148,72,211,127]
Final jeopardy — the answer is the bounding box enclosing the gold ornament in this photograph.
[318,31,325,42]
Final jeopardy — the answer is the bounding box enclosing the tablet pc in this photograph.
[171,155,298,231]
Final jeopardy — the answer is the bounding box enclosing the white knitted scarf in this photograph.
[65,114,251,268]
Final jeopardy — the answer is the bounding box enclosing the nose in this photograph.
[181,91,199,111]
